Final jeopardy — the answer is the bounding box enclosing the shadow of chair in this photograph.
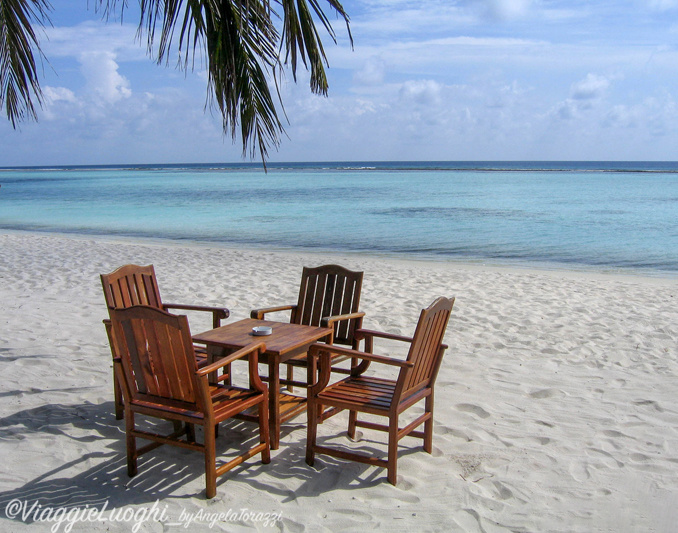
[305,296,454,485]
[101,264,229,419]
[109,305,270,498]
[0,400,278,522]
[250,264,365,392]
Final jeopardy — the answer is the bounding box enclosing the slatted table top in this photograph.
[192,319,332,359]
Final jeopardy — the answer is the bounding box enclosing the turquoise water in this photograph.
[1,161,677,273]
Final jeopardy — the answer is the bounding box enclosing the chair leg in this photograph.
[186,423,196,443]
[125,411,138,477]
[307,357,322,418]
[259,398,271,464]
[348,410,358,439]
[387,415,398,486]
[287,364,294,392]
[204,423,217,499]
[114,372,124,420]
[424,394,434,453]
[306,400,318,466]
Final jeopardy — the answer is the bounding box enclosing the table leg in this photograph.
[269,357,281,450]
[205,346,232,385]
[206,346,220,385]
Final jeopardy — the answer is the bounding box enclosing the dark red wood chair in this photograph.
[305,297,454,485]
[101,264,229,419]
[250,264,365,390]
[109,305,269,499]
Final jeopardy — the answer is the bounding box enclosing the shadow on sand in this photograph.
[0,398,404,528]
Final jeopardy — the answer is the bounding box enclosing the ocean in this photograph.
[1,161,677,275]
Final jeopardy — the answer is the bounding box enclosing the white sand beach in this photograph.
[0,231,677,532]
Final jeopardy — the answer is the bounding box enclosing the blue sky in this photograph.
[2,0,678,165]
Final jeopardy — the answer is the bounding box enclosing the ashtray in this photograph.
[252,326,273,336]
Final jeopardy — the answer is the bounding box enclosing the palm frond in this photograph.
[205,0,284,163]
[0,0,351,162]
[0,0,51,128]
[117,0,351,161]
[107,0,283,162]
[278,0,352,94]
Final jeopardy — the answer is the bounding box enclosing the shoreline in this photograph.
[3,228,677,284]
[1,230,677,531]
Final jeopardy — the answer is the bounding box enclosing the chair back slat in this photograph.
[309,272,328,326]
[101,264,163,310]
[293,265,363,346]
[403,297,454,394]
[111,306,198,404]
[335,276,358,341]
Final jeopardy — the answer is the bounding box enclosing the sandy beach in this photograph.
[0,231,677,532]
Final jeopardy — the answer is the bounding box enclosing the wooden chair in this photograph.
[305,296,454,485]
[109,305,270,499]
[101,264,230,419]
[101,264,229,328]
[250,264,365,390]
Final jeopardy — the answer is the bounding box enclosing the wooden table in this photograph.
[192,318,332,449]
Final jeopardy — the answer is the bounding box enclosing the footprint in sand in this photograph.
[602,429,630,439]
[437,426,473,442]
[455,403,491,419]
[529,388,560,399]
[492,480,514,500]
[395,479,415,491]
[569,460,591,482]
[586,447,624,468]
[633,399,664,412]
[630,453,651,462]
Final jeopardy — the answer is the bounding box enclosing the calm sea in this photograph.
[1,161,677,274]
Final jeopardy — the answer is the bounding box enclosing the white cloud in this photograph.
[45,21,141,60]
[43,86,77,105]
[398,80,443,105]
[351,2,470,33]
[79,51,132,103]
[483,0,534,20]
[554,99,576,120]
[604,104,642,129]
[6,1,678,164]
[645,0,678,11]
[570,73,610,100]
[547,73,613,121]
[353,56,387,85]
[41,86,78,120]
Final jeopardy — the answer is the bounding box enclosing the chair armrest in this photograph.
[250,304,296,320]
[196,343,268,411]
[308,343,414,370]
[103,319,119,356]
[307,343,414,392]
[163,303,229,328]
[196,342,266,376]
[321,311,366,328]
[354,328,414,344]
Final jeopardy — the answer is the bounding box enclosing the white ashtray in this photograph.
[252,326,272,336]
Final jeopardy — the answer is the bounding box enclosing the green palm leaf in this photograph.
[0,0,51,127]
[1,0,351,162]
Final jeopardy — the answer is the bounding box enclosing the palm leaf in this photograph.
[279,0,352,94]
[2,0,351,162]
[0,0,51,128]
